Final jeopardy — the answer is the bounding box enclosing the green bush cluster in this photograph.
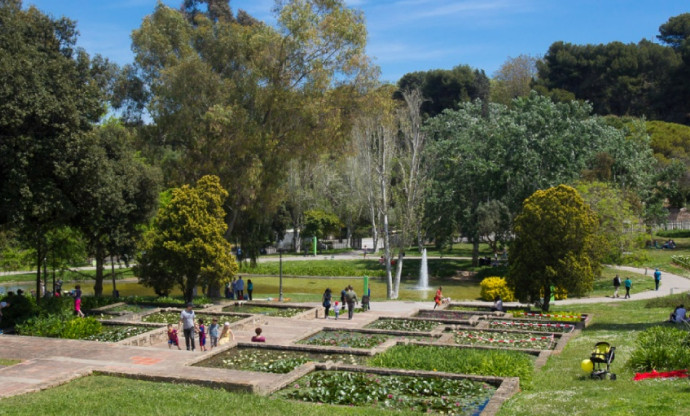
[368,344,534,387]
[656,230,690,238]
[671,255,690,270]
[16,314,102,339]
[628,326,690,371]
[479,276,515,301]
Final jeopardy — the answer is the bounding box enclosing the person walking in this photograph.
[345,285,358,320]
[624,277,632,299]
[613,274,621,298]
[322,288,332,319]
[247,279,254,301]
[653,268,661,291]
[433,286,443,310]
[236,276,245,300]
[179,303,196,351]
[73,285,85,318]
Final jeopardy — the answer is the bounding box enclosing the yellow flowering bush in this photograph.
[479,277,515,302]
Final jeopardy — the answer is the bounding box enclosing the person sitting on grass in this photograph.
[251,327,266,342]
[670,304,688,323]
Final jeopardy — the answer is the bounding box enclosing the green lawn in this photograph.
[235,274,482,302]
[498,298,690,416]
[0,375,417,416]
[590,268,655,297]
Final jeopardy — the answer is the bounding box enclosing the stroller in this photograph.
[589,342,616,380]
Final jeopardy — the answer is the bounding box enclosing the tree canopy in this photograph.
[136,175,237,302]
[508,185,600,311]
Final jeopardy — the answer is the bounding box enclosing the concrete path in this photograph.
[553,265,690,305]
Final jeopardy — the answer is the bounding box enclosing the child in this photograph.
[74,285,84,318]
[209,318,219,349]
[333,301,341,320]
[167,324,181,350]
[218,322,235,345]
[251,327,266,342]
[198,319,207,352]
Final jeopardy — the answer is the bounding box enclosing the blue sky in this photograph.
[25,0,689,83]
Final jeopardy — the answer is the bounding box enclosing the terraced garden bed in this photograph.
[85,324,154,342]
[222,304,306,317]
[297,330,391,349]
[277,370,495,415]
[365,318,440,332]
[487,320,575,333]
[195,347,367,373]
[450,329,556,350]
[510,311,582,322]
[415,310,477,321]
[141,311,245,325]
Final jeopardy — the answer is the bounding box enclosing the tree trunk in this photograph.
[111,255,117,296]
[207,282,221,298]
[94,250,104,297]
[370,204,378,253]
[35,248,42,305]
[293,227,301,253]
[393,251,404,298]
[471,234,480,267]
[542,284,551,312]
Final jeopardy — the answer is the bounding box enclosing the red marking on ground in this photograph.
[130,356,162,365]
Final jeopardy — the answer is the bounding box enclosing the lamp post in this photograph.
[278,248,284,302]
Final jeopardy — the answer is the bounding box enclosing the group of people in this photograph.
[170,303,265,351]
[224,276,253,300]
[322,285,359,319]
[612,275,634,299]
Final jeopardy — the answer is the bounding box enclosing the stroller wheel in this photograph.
[610,373,616,380]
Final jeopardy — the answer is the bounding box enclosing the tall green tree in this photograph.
[0,0,112,301]
[508,185,600,311]
[396,65,489,118]
[131,0,368,261]
[69,119,161,297]
[136,175,237,302]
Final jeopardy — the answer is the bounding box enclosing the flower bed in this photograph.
[416,310,475,320]
[297,330,391,349]
[277,370,495,414]
[196,348,367,374]
[511,311,581,322]
[142,311,244,325]
[85,324,153,342]
[487,320,574,333]
[365,318,440,332]
[452,329,555,349]
[222,304,305,317]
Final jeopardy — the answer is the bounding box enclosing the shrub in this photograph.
[0,294,39,329]
[656,229,690,238]
[671,255,690,271]
[479,276,515,301]
[628,326,690,371]
[16,314,102,339]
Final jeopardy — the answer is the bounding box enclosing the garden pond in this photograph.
[86,324,154,342]
[277,370,495,415]
[195,347,368,374]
